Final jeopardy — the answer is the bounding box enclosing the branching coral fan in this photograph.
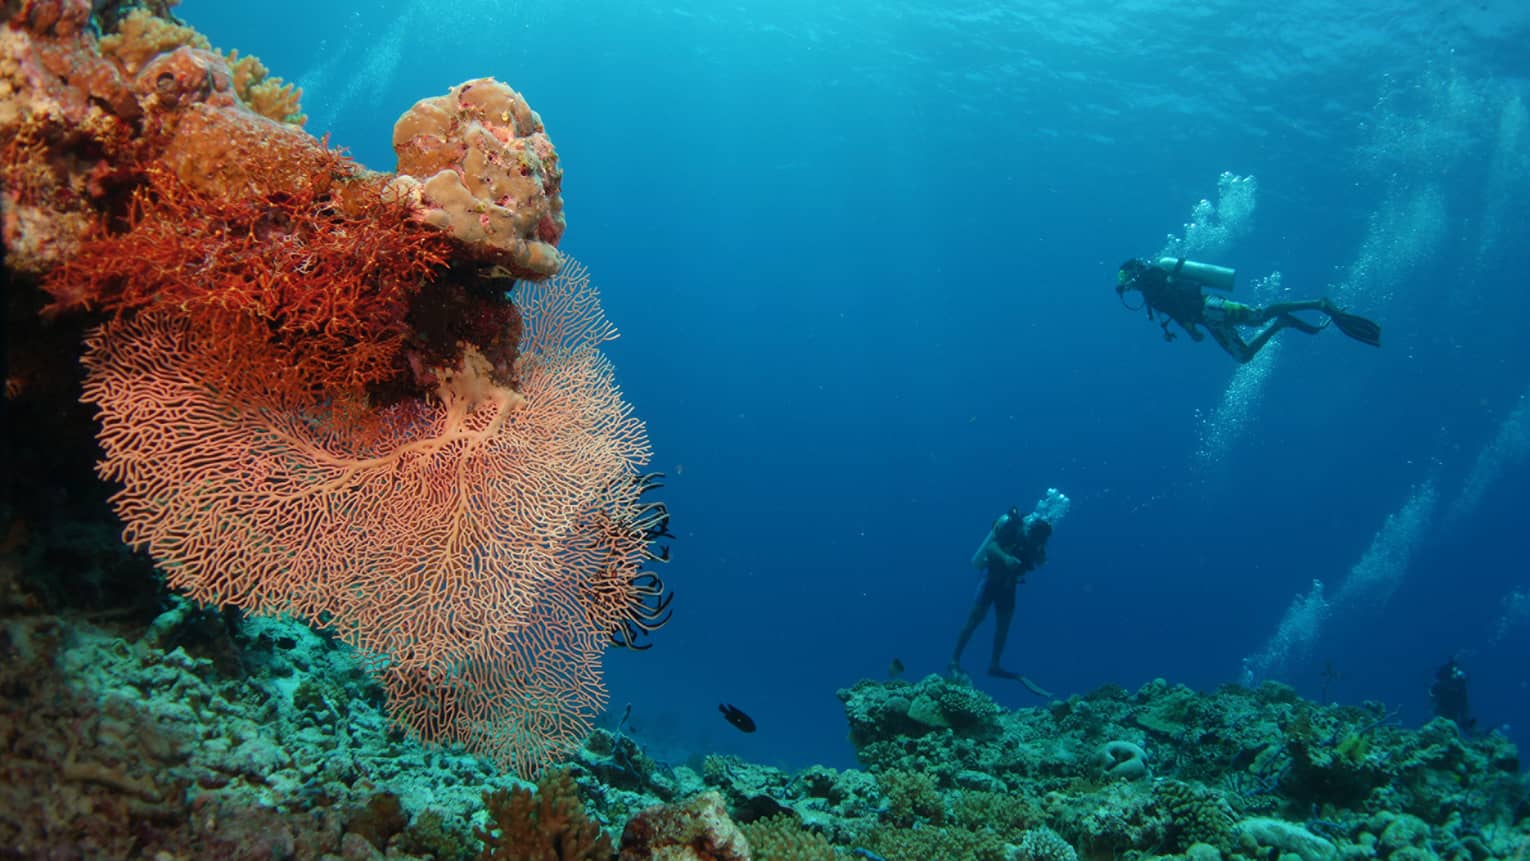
[81,259,662,776]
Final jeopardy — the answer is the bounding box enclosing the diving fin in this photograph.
[1327,307,1382,347]
[988,665,1054,697]
[1017,676,1054,698]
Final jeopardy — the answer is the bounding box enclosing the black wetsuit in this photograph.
[951,516,1045,673]
[1134,266,1207,338]
[1127,261,1328,362]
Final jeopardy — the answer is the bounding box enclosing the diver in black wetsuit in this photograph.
[949,507,1053,696]
[1116,257,1382,364]
[1429,658,1476,733]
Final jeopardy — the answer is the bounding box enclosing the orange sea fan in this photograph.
[80,258,657,775]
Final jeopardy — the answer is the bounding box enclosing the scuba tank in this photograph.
[1154,257,1236,292]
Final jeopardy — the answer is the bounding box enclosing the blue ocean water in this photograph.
[178,0,1530,772]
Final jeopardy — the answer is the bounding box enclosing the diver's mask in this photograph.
[1116,259,1148,295]
[1116,259,1149,310]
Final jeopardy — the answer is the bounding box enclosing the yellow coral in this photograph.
[98,8,208,75]
[739,815,835,861]
[876,768,945,827]
[98,10,304,125]
[477,770,612,860]
[226,50,305,126]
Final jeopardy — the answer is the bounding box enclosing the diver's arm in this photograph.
[976,530,1021,568]
[986,542,1024,569]
[975,536,1003,568]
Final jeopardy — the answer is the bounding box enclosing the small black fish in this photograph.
[718,702,756,733]
[888,658,905,678]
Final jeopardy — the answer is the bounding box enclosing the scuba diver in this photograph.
[1116,257,1382,364]
[1429,658,1477,733]
[949,504,1055,697]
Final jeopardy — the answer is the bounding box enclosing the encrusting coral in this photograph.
[390,77,566,279]
[618,791,750,861]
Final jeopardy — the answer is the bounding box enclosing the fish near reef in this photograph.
[718,703,756,733]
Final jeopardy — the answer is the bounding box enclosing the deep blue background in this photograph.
[180,0,1530,771]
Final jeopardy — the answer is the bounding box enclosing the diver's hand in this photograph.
[995,549,1025,570]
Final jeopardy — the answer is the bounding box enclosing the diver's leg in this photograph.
[1259,300,1329,335]
[1274,313,1324,335]
[1225,299,1327,331]
[1203,295,1308,349]
[951,578,994,669]
[1264,299,1327,317]
[987,581,1018,676]
[1208,323,1260,364]
[1240,316,1305,360]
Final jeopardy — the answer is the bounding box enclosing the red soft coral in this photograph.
[46,159,451,394]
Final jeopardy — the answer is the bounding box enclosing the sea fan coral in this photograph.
[80,258,659,775]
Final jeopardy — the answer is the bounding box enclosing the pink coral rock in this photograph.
[390,77,565,279]
[619,792,752,861]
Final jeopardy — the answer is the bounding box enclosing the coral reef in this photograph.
[2,1,672,782]
[826,674,1528,860]
[0,587,1525,859]
[4,2,557,400]
[1,4,1526,860]
[1,0,305,278]
[874,768,945,827]
[0,609,517,859]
